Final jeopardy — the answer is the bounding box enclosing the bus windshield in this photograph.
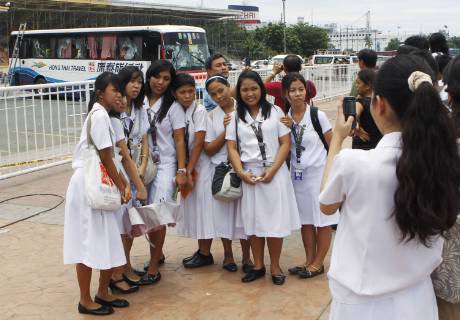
[163,32,209,71]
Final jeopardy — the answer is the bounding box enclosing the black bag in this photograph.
[211,114,242,201]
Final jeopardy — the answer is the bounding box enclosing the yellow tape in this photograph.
[0,156,72,168]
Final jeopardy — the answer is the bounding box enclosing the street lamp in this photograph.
[282,0,286,53]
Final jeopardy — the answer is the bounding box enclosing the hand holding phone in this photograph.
[343,96,356,129]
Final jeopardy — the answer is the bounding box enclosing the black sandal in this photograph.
[109,278,139,294]
[298,265,325,279]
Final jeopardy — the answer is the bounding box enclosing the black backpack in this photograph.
[310,105,329,152]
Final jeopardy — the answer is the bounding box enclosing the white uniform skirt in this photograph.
[236,163,301,238]
[329,277,438,320]
[291,165,339,227]
[176,158,215,240]
[63,168,126,270]
[210,163,246,240]
[148,162,177,203]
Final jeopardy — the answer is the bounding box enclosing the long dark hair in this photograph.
[88,72,122,113]
[118,66,144,109]
[443,55,460,131]
[236,70,272,122]
[145,60,176,123]
[281,72,306,113]
[374,54,460,246]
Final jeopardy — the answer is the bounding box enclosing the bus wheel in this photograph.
[34,77,48,94]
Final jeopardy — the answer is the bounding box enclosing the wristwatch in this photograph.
[177,168,187,174]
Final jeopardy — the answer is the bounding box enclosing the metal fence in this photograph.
[0,64,358,179]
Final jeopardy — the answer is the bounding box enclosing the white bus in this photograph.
[9,25,210,85]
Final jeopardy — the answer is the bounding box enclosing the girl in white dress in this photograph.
[143,61,187,284]
[279,73,338,279]
[226,70,301,285]
[173,74,216,268]
[203,75,253,273]
[63,72,131,315]
[320,54,460,320]
[111,66,151,288]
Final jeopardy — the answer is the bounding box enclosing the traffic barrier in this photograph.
[0,64,358,179]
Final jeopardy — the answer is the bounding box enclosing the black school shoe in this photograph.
[288,265,306,275]
[183,251,214,268]
[298,265,325,279]
[138,272,161,285]
[271,274,286,285]
[242,263,255,274]
[78,303,114,316]
[222,262,238,272]
[94,296,129,308]
[182,250,200,264]
[241,267,266,283]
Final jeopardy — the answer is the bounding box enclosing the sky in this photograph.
[149,0,460,37]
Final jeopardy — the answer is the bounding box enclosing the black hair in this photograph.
[404,35,429,50]
[236,70,272,122]
[357,48,377,68]
[88,72,122,113]
[374,54,460,246]
[443,55,460,131]
[410,50,439,80]
[205,53,226,70]
[397,45,418,55]
[281,73,307,113]
[283,54,302,73]
[429,32,449,55]
[118,66,145,109]
[172,73,196,91]
[357,68,375,88]
[145,60,176,123]
[205,74,229,90]
[435,54,452,75]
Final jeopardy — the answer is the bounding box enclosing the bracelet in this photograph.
[140,154,147,158]
[177,168,187,174]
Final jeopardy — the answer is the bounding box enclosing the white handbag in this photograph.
[127,201,181,237]
[83,109,121,211]
[131,143,157,185]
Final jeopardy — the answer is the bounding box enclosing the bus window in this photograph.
[101,34,117,60]
[163,32,209,71]
[57,38,73,58]
[118,36,142,60]
[88,34,99,59]
[32,38,54,59]
[142,32,161,61]
[74,37,87,59]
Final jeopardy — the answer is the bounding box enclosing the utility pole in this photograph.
[282,0,287,53]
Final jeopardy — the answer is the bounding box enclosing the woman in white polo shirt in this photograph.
[320,54,460,319]
[226,70,301,285]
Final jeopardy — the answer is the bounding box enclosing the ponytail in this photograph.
[375,54,460,246]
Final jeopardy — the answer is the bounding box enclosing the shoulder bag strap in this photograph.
[86,109,115,157]
[310,106,329,153]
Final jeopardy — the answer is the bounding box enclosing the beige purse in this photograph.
[131,142,157,185]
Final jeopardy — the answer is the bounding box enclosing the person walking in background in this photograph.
[203,54,231,111]
[349,48,377,97]
[320,54,460,320]
[352,69,383,150]
[264,54,317,112]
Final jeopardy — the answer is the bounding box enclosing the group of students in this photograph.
[63,47,460,319]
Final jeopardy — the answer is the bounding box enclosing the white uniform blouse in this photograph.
[319,132,443,303]
[72,103,117,169]
[185,102,207,162]
[119,103,150,145]
[205,102,236,165]
[226,105,290,165]
[144,97,186,165]
[289,106,331,169]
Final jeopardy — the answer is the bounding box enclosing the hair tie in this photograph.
[205,75,228,86]
[408,71,432,92]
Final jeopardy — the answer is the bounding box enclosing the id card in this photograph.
[294,169,303,181]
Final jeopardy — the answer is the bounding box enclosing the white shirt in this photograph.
[205,101,236,165]
[110,117,127,144]
[119,102,149,145]
[185,102,207,163]
[289,105,331,169]
[144,97,185,165]
[226,105,290,165]
[72,103,117,169]
[319,132,443,302]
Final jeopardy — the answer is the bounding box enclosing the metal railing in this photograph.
[0,64,358,179]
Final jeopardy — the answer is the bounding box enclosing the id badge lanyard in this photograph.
[291,123,305,181]
[250,121,268,167]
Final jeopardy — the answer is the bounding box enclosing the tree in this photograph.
[364,34,372,48]
[386,38,401,51]
[289,23,329,56]
[448,36,460,48]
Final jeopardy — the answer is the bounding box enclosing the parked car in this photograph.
[251,59,271,69]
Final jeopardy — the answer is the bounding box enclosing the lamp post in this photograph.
[282,0,286,53]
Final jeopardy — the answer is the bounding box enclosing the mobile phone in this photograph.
[343,96,356,129]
